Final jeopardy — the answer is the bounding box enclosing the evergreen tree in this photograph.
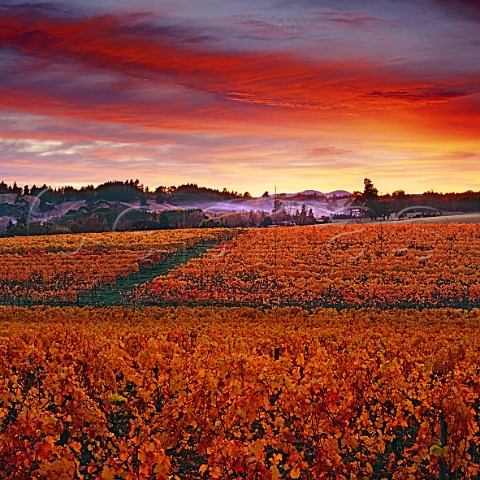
[307,208,316,225]
[299,204,307,225]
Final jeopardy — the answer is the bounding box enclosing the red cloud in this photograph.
[0,8,478,142]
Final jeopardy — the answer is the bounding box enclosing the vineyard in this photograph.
[1,224,478,309]
[0,307,479,479]
[0,229,233,305]
[1,224,480,478]
[137,224,480,309]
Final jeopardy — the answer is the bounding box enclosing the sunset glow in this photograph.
[0,0,479,195]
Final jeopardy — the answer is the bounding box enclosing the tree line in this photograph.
[1,178,479,236]
[351,178,480,220]
[0,180,249,205]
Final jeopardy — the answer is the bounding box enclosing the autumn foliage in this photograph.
[0,306,479,479]
[0,229,231,304]
[138,224,480,308]
[1,224,479,478]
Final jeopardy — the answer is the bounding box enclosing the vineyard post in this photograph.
[379,220,383,257]
[439,411,448,480]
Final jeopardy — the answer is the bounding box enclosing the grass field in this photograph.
[390,213,480,225]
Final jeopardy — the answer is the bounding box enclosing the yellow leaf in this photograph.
[70,440,82,453]
[430,443,447,458]
[274,416,284,429]
[270,465,281,479]
[108,393,127,404]
[272,453,283,465]
[100,466,116,480]
[290,465,301,479]
[211,466,222,479]
[199,464,208,474]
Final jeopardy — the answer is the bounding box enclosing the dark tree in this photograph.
[307,208,316,225]
[299,204,307,225]
[356,178,380,219]
[0,182,10,194]
[362,178,379,202]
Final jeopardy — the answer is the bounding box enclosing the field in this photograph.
[0,229,234,305]
[1,307,479,479]
[1,224,480,479]
[392,213,480,225]
[137,224,480,309]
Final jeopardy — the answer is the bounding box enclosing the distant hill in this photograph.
[297,190,323,196]
[325,190,351,198]
[279,189,351,199]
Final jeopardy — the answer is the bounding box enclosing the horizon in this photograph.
[1,0,479,195]
[1,178,478,198]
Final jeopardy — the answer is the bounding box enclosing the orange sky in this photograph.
[0,0,479,195]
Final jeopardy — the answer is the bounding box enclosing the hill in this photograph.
[1,179,480,235]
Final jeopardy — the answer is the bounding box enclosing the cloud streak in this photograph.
[1,8,475,114]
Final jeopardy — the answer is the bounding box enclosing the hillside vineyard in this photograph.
[138,224,480,309]
[0,229,234,304]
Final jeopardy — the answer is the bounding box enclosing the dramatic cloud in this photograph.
[0,0,479,194]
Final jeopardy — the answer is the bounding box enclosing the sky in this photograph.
[0,0,479,196]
